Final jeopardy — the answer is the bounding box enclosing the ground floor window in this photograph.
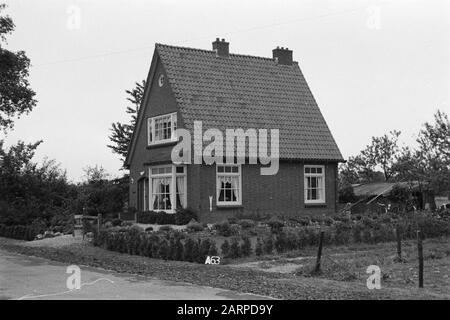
[216,164,241,206]
[304,165,325,204]
[147,165,186,213]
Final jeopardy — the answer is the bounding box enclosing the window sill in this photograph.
[216,204,243,210]
[304,203,327,208]
[146,141,178,149]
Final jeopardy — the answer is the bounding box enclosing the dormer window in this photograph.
[147,112,177,145]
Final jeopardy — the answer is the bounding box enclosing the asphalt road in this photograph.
[0,249,272,300]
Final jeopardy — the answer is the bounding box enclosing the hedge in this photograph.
[136,208,197,225]
[0,224,38,241]
[93,226,219,264]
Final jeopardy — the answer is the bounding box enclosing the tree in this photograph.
[72,165,128,217]
[108,80,145,166]
[0,140,75,226]
[360,130,401,181]
[415,110,450,194]
[0,4,36,131]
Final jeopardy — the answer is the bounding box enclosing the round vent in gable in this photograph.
[158,74,165,87]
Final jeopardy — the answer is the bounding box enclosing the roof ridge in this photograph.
[155,42,297,63]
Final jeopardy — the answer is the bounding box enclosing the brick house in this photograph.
[125,39,344,222]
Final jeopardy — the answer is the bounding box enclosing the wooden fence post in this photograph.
[314,231,325,273]
[417,230,424,288]
[396,225,402,261]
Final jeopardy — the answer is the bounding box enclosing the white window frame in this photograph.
[304,165,326,204]
[216,164,242,206]
[147,112,177,146]
[148,164,186,213]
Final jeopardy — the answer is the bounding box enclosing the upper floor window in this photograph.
[216,164,242,206]
[147,112,177,145]
[304,165,325,204]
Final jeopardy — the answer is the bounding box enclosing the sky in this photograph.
[1,0,449,182]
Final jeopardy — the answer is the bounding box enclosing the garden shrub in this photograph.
[214,221,233,237]
[227,217,238,225]
[157,239,170,260]
[199,238,212,260]
[0,224,39,241]
[186,222,204,233]
[208,240,218,256]
[263,235,274,254]
[136,211,177,225]
[240,236,252,256]
[229,238,241,258]
[255,238,263,256]
[333,221,352,245]
[174,237,184,260]
[274,231,286,253]
[267,218,284,234]
[112,218,122,227]
[183,237,196,262]
[221,240,230,257]
[237,219,255,229]
[284,227,299,251]
[175,208,198,225]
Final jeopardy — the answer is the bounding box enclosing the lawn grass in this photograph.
[230,236,450,297]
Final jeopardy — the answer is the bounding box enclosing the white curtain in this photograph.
[152,178,158,209]
[231,176,238,201]
[176,176,185,208]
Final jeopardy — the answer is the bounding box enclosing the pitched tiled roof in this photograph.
[156,43,343,161]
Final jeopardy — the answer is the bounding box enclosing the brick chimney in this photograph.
[212,38,229,58]
[272,46,293,65]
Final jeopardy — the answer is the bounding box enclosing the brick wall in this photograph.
[188,161,338,223]
[128,56,179,208]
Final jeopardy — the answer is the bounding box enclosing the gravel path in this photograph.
[21,235,84,248]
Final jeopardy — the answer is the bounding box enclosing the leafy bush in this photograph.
[183,237,196,262]
[0,224,38,241]
[333,221,352,245]
[112,218,122,227]
[175,208,198,225]
[186,222,204,233]
[263,235,274,254]
[237,219,255,229]
[228,238,241,258]
[274,231,288,253]
[136,209,198,226]
[227,217,238,225]
[208,240,218,256]
[267,218,284,234]
[240,236,252,256]
[255,238,263,256]
[221,240,230,257]
[214,221,233,237]
[199,238,212,261]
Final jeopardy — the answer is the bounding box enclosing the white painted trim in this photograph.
[147,112,178,146]
[148,164,187,213]
[216,164,242,206]
[304,165,326,204]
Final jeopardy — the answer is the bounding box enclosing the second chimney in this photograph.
[272,46,293,65]
[212,38,229,58]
